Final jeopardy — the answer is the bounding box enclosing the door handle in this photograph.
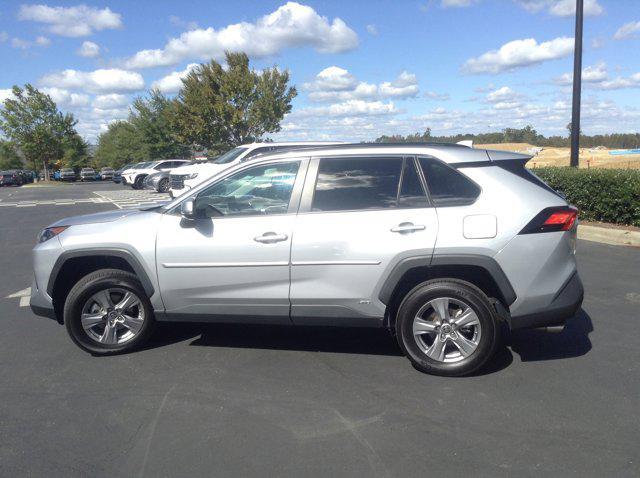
[254,232,289,243]
[391,223,426,233]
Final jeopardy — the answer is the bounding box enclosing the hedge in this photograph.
[533,167,640,227]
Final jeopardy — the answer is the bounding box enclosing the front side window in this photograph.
[419,157,481,206]
[195,161,300,217]
[312,157,403,212]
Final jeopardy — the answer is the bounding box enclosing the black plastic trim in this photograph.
[378,254,517,306]
[30,303,57,320]
[47,248,155,297]
[510,272,583,330]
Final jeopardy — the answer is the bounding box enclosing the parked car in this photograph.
[99,168,115,180]
[59,168,77,182]
[112,164,134,184]
[20,170,35,183]
[144,162,193,193]
[79,168,96,181]
[30,143,583,376]
[169,142,342,198]
[0,170,23,186]
[122,159,191,189]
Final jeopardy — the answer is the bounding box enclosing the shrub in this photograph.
[534,167,640,227]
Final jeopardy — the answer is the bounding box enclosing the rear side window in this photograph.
[312,157,402,211]
[419,157,480,206]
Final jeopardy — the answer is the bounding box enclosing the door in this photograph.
[156,159,306,322]
[290,156,438,325]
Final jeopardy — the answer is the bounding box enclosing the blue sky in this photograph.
[1,0,639,143]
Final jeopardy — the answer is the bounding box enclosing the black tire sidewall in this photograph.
[158,178,169,193]
[64,271,154,355]
[396,281,497,376]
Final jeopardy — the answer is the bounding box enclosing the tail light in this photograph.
[519,206,578,234]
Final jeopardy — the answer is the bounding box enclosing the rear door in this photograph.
[289,156,438,325]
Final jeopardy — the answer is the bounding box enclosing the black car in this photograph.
[59,168,77,182]
[0,170,23,186]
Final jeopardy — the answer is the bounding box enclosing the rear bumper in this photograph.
[509,272,583,330]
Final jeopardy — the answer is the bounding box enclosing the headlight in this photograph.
[187,173,199,180]
[38,226,69,243]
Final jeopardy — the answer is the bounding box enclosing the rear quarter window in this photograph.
[419,157,480,206]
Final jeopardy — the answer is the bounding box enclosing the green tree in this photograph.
[130,89,190,159]
[170,52,297,149]
[0,84,77,178]
[94,121,147,168]
[61,133,89,168]
[0,140,23,170]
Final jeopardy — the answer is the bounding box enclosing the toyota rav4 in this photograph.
[30,143,583,376]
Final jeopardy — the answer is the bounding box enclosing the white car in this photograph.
[122,159,191,189]
[168,142,342,198]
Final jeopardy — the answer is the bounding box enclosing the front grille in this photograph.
[170,174,186,189]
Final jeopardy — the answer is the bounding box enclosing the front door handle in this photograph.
[254,232,289,243]
[391,223,426,233]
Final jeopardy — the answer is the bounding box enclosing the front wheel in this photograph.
[396,279,499,377]
[132,175,145,189]
[157,177,170,193]
[64,269,155,355]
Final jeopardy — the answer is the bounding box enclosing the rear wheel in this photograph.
[64,269,155,355]
[396,279,499,376]
[157,177,170,193]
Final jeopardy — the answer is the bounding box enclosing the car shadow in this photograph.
[144,309,593,370]
[507,308,593,362]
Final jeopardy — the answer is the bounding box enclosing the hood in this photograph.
[50,209,143,227]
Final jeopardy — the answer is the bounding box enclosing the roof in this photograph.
[247,142,531,165]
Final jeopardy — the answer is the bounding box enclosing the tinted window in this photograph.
[312,157,402,212]
[419,157,480,206]
[243,147,273,160]
[196,162,299,217]
[398,158,429,208]
[213,147,248,164]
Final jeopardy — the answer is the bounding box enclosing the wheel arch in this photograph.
[380,254,516,329]
[48,249,155,323]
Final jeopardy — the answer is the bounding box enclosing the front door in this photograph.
[156,159,305,322]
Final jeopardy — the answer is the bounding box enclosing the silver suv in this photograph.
[30,144,583,376]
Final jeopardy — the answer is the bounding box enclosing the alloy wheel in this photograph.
[80,288,145,345]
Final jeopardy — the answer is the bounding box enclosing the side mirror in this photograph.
[181,198,196,219]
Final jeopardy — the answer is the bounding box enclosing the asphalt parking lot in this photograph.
[0,182,638,477]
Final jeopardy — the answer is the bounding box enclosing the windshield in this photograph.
[211,147,248,165]
[61,169,74,173]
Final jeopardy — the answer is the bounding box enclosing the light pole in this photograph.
[570,0,583,167]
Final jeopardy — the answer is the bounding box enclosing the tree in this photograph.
[94,121,147,168]
[61,133,89,169]
[0,140,23,170]
[129,90,190,159]
[170,52,297,149]
[0,84,77,178]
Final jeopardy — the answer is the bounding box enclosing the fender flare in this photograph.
[47,248,155,298]
[377,254,517,306]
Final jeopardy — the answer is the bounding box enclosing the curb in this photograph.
[578,224,640,247]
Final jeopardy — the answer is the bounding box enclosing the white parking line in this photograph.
[6,287,31,307]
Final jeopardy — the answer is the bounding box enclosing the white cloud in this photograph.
[169,15,198,31]
[366,24,378,36]
[424,91,450,101]
[0,88,14,103]
[556,62,608,85]
[441,0,478,7]
[614,21,640,41]
[18,4,123,37]
[39,68,144,94]
[298,99,399,117]
[463,37,574,74]
[77,41,100,58]
[35,36,51,46]
[11,38,31,49]
[515,0,603,16]
[304,66,419,102]
[124,2,358,69]
[151,63,199,93]
[596,74,640,91]
[486,86,520,103]
[41,87,90,107]
[91,94,130,109]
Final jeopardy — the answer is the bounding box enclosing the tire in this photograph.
[132,175,146,189]
[157,177,170,193]
[64,269,155,355]
[395,279,499,377]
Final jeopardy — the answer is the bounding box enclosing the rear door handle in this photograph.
[391,223,426,233]
[254,232,289,243]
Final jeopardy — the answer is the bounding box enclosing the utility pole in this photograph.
[570,0,583,167]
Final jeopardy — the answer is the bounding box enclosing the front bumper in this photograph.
[509,272,584,330]
[29,277,58,322]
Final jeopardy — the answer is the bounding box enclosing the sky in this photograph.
[0,0,639,144]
